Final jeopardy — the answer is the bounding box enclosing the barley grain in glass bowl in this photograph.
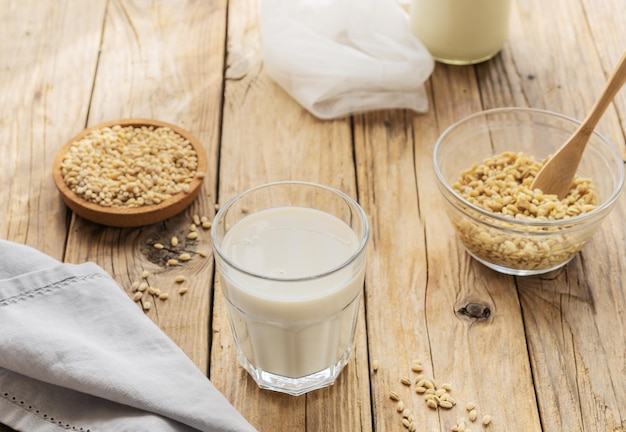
[433,108,624,276]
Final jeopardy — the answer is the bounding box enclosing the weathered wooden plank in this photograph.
[353,44,541,430]
[210,0,372,430]
[481,0,626,430]
[60,0,228,372]
[422,63,542,432]
[0,0,105,258]
[0,3,103,431]
[581,0,626,140]
[353,107,435,431]
[499,0,625,155]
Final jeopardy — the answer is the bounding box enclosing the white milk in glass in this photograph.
[409,0,511,64]
[219,206,365,380]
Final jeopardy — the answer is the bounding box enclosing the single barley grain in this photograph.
[153,243,164,250]
[159,293,169,300]
[469,409,477,422]
[141,270,149,279]
[167,259,179,266]
[171,236,179,247]
[178,287,189,295]
[440,400,454,409]
[187,231,198,240]
[443,395,456,405]
[411,363,424,373]
[143,301,151,311]
[401,376,412,386]
[396,401,405,412]
[132,292,143,302]
[175,275,186,283]
[372,360,379,372]
[389,391,400,401]
[179,253,191,261]
[481,415,492,426]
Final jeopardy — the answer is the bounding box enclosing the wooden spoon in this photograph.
[531,50,626,199]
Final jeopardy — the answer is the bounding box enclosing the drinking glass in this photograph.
[211,181,369,396]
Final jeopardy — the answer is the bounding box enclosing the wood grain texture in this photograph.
[0,0,105,258]
[482,1,626,430]
[60,0,228,372]
[420,64,538,430]
[1,0,625,431]
[209,0,372,430]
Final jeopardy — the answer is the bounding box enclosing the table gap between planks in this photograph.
[1,0,625,431]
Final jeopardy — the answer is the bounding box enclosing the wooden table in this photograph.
[1,1,625,431]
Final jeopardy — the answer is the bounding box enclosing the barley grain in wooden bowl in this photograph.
[52,119,207,228]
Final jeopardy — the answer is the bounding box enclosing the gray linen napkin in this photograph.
[0,240,257,432]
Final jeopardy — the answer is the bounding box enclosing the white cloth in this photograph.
[260,0,434,119]
[0,240,257,432]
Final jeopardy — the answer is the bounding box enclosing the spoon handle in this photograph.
[531,50,626,198]
[580,50,626,135]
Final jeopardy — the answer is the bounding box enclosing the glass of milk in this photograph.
[211,181,369,396]
[409,0,512,65]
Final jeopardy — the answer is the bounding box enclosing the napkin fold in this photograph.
[0,240,257,432]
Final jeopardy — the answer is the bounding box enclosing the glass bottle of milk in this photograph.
[409,0,512,65]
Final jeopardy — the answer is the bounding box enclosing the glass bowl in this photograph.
[433,108,624,276]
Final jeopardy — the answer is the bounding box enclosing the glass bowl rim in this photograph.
[210,180,370,282]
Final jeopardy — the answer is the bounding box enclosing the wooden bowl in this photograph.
[52,119,207,228]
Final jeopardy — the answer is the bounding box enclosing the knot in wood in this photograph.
[457,303,491,320]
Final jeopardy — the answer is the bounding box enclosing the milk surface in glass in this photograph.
[409,0,511,64]
[218,206,366,387]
